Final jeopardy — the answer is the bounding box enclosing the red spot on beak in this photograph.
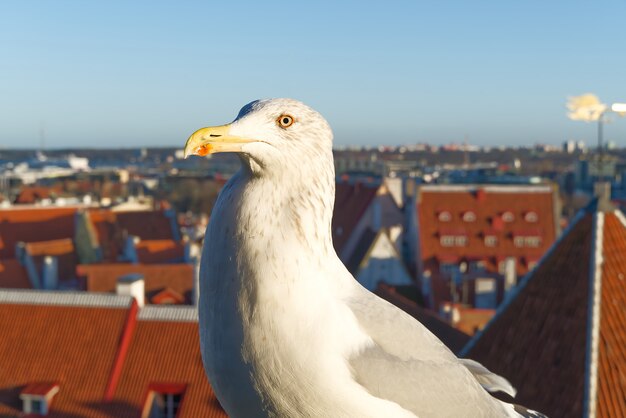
[195,144,211,156]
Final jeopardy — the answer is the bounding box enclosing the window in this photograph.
[30,399,44,415]
[440,263,459,276]
[462,211,476,222]
[475,278,497,309]
[438,211,452,222]
[502,211,515,222]
[143,384,186,418]
[484,235,498,247]
[514,236,525,247]
[440,236,455,247]
[454,236,468,246]
[524,211,538,222]
[469,260,486,272]
[147,393,182,418]
[524,236,541,247]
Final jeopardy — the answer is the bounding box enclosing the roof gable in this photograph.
[332,181,380,252]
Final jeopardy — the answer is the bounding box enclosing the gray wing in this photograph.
[346,284,519,417]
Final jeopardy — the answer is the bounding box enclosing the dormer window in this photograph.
[462,211,476,222]
[438,211,452,222]
[440,235,455,247]
[484,235,498,247]
[454,236,468,246]
[502,211,515,222]
[20,382,59,416]
[524,211,538,222]
[142,383,186,418]
[524,236,542,247]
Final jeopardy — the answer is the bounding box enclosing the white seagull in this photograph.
[184,98,545,418]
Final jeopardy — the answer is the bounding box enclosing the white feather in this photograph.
[197,99,530,418]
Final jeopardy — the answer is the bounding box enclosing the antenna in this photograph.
[39,121,46,151]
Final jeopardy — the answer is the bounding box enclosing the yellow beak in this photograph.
[183,124,257,158]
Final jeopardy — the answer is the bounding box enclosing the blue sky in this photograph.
[1,0,625,148]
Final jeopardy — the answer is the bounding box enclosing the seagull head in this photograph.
[184,98,333,175]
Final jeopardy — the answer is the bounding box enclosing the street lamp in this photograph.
[612,103,626,114]
[598,102,626,152]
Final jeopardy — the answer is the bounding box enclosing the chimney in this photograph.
[122,236,139,263]
[192,256,201,307]
[41,256,58,290]
[593,181,611,207]
[504,257,517,296]
[116,273,145,307]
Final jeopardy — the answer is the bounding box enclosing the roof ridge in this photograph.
[583,211,605,418]
[419,184,553,193]
[0,289,133,308]
[138,305,198,322]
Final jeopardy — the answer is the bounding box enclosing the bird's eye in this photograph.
[277,114,295,128]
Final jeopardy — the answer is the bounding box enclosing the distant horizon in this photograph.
[2,1,625,148]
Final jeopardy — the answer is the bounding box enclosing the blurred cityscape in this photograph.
[0,137,625,417]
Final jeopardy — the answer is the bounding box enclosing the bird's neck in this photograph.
[236,159,336,260]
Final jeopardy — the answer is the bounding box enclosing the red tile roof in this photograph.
[462,201,626,418]
[596,213,626,417]
[0,260,30,289]
[115,210,175,241]
[20,382,59,396]
[417,184,558,278]
[0,207,76,258]
[87,209,125,262]
[78,264,194,304]
[14,186,63,205]
[150,288,185,305]
[332,181,379,253]
[136,240,185,264]
[0,291,225,417]
[25,239,78,283]
[0,297,132,417]
[109,319,226,417]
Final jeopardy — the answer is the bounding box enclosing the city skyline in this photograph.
[1,0,625,148]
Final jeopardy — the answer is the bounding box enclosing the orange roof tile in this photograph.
[0,207,76,258]
[78,264,194,304]
[136,240,185,264]
[87,209,124,262]
[25,239,78,283]
[109,319,226,417]
[0,292,225,417]
[150,288,185,305]
[596,213,626,417]
[0,296,132,417]
[115,210,176,241]
[0,260,31,289]
[417,185,558,277]
[14,186,62,205]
